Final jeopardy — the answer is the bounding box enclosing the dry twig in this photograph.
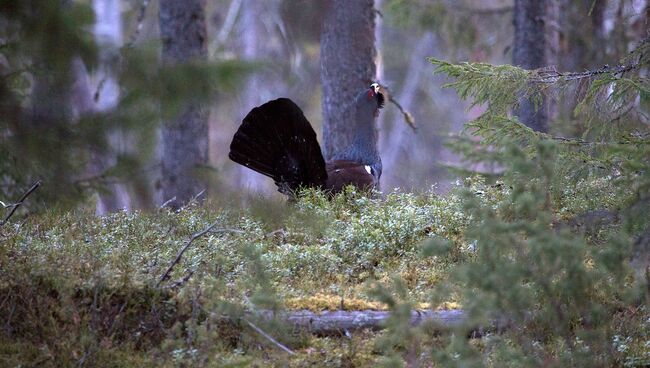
[157,222,240,287]
[380,84,417,131]
[0,180,41,227]
[160,196,177,209]
[242,318,296,355]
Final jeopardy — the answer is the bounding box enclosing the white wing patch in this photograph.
[364,165,372,175]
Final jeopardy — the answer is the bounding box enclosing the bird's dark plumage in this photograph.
[229,84,384,196]
[229,98,327,194]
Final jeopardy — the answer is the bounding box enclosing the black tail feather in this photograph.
[229,98,327,194]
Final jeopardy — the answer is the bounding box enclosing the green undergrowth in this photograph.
[2,185,479,300]
[0,179,647,366]
[0,185,472,366]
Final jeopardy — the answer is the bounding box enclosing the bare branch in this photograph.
[242,318,296,355]
[189,189,206,204]
[169,269,196,289]
[160,196,177,209]
[157,223,239,287]
[380,84,417,131]
[0,180,41,227]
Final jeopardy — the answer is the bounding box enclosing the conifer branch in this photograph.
[529,63,641,84]
[547,134,650,146]
[430,58,642,87]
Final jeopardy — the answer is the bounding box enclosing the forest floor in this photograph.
[1,183,647,366]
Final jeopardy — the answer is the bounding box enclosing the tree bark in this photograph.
[320,0,377,160]
[513,0,559,133]
[159,0,209,207]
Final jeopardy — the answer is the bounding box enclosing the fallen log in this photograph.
[257,309,468,335]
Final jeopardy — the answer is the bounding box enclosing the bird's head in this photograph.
[357,82,385,120]
[366,82,385,110]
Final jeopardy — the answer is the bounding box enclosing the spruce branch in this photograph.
[548,133,650,146]
[429,58,642,89]
[528,63,641,84]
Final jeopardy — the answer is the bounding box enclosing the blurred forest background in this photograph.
[2,0,647,214]
[2,1,650,366]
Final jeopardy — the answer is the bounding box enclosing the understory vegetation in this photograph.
[1,173,648,366]
[0,186,465,366]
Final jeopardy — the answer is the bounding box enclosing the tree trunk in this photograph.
[381,32,435,190]
[320,0,377,160]
[512,0,559,133]
[234,0,285,193]
[159,0,209,207]
[91,0,131,214]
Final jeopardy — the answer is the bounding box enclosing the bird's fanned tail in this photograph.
[229,98,327,194]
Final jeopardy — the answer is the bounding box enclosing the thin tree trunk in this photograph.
[513,0,559,132]
[91,0,131,214]
[381,32,435,190]
[235,0,284,193]
[320,0,377,160]
[159,0,209,207]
